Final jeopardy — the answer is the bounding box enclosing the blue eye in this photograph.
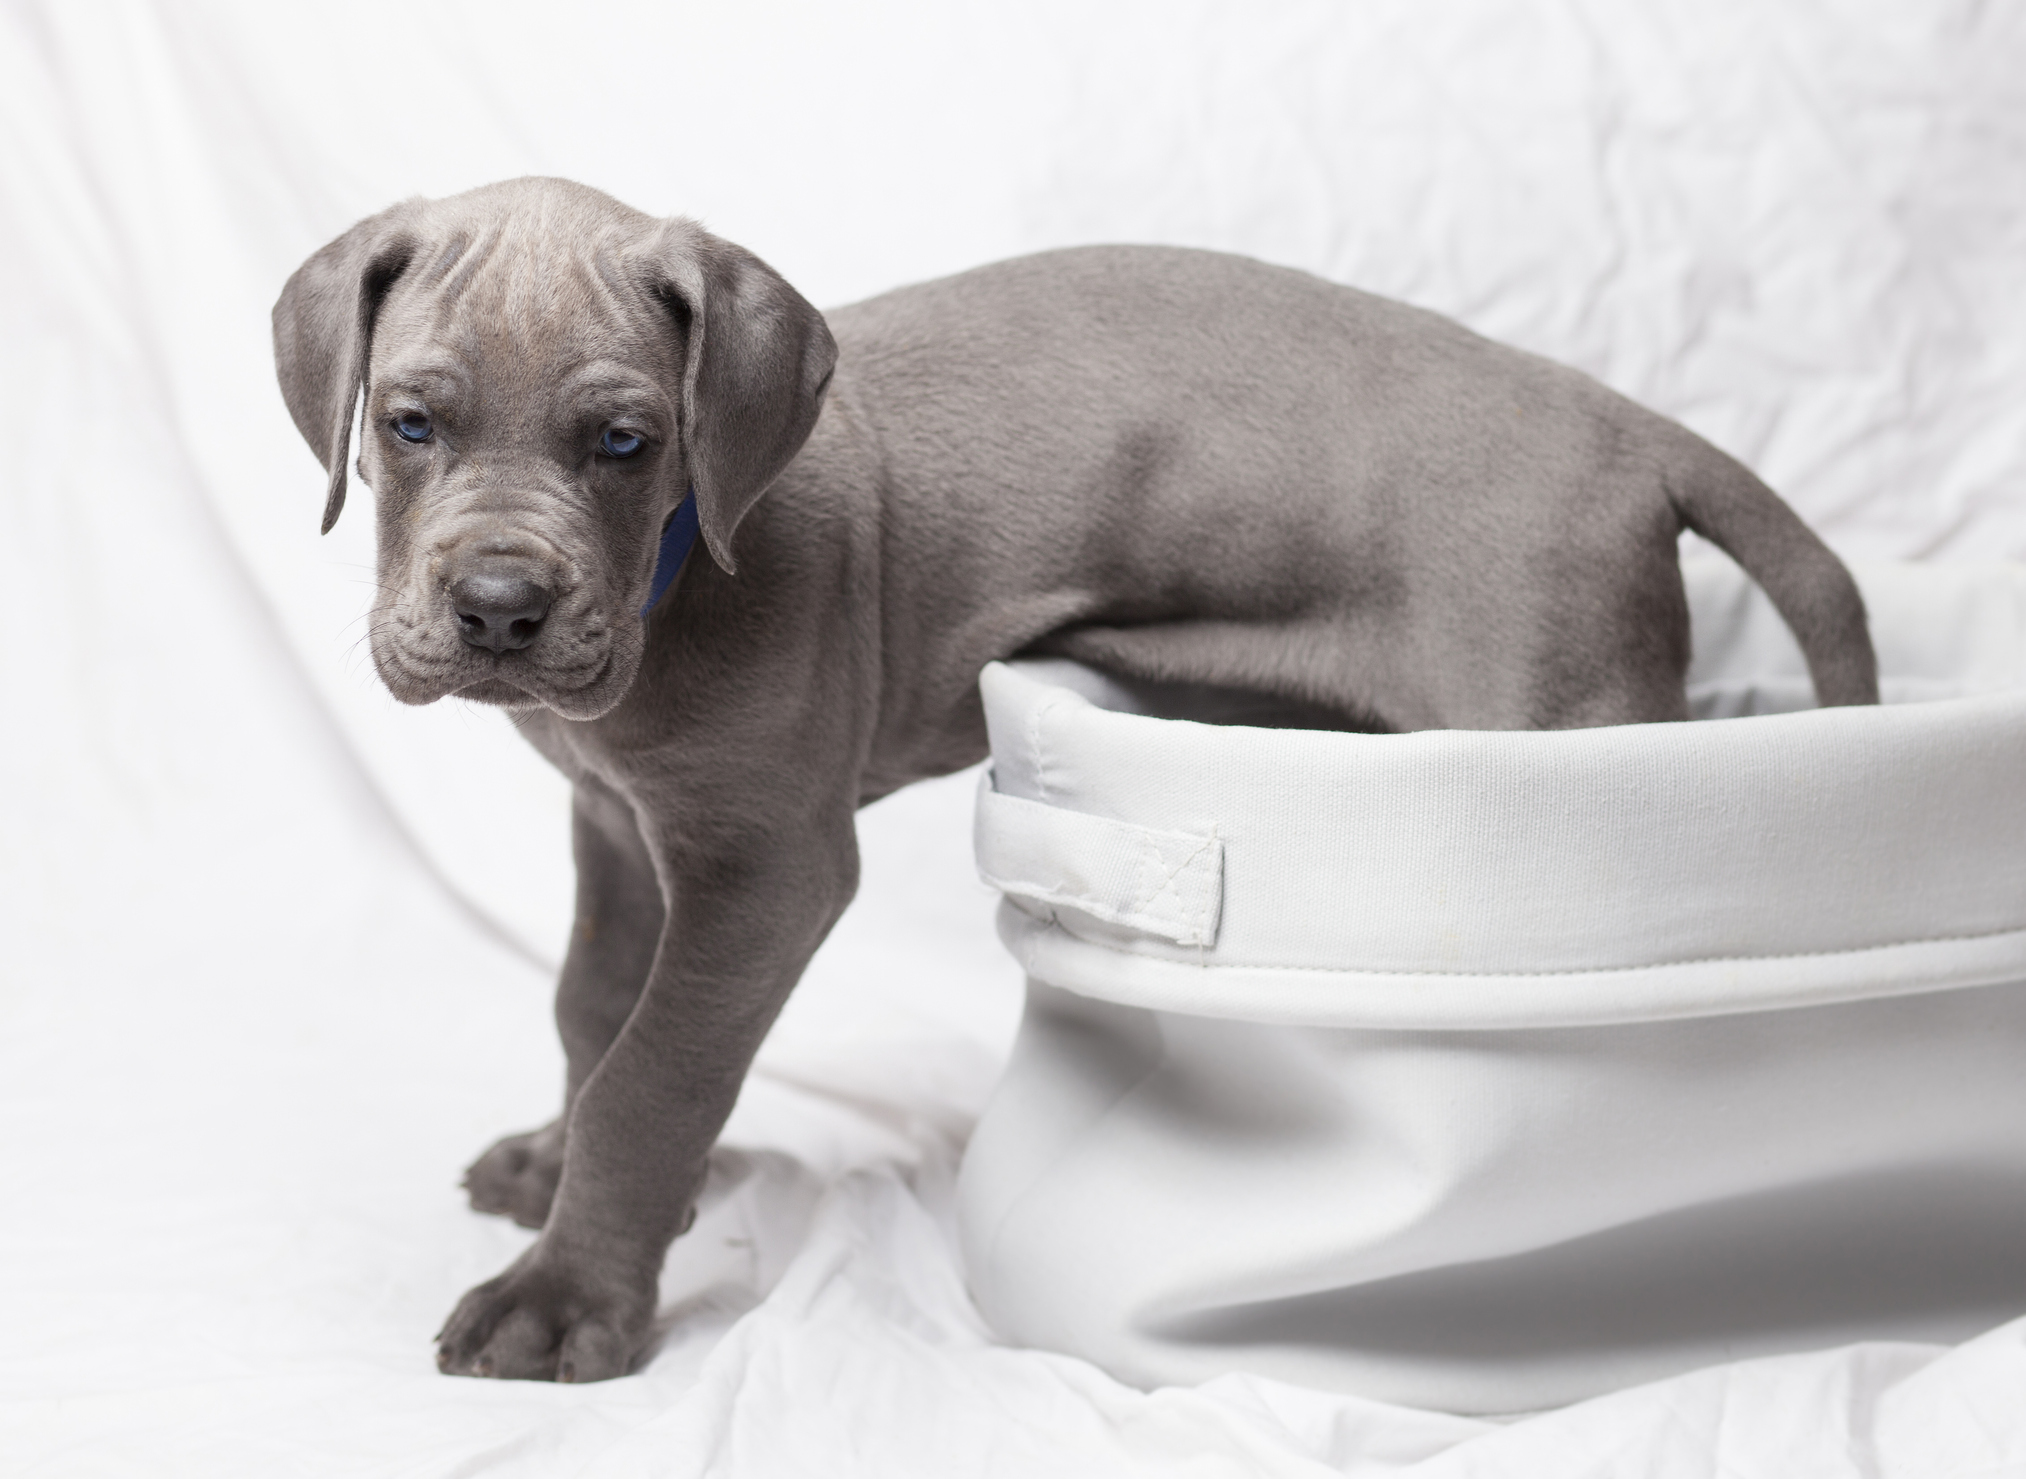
[394,410,433,442]
[600,428,644,459]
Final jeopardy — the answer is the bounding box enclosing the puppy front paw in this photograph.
[462,1121,564,1229]
[435,1245,653,1383]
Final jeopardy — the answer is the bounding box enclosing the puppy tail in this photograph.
[1664,440,1880,707]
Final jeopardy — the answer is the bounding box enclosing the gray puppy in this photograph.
[273,177,1876,1383]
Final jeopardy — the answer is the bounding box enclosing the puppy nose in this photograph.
[449,569,552,652]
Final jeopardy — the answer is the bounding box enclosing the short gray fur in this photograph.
[271,177,1877,1383]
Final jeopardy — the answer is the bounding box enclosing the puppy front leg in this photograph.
[435,812,859,1382]
[463,777,665,1229]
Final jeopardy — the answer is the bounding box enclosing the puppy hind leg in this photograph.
[1517,551,1696,730]
[464,777,665,1229]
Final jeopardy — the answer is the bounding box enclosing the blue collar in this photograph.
[640,487,701,618]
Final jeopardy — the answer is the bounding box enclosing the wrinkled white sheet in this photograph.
[2,2,2023,1474]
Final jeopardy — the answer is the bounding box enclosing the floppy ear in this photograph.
[272,204,421,533]
[646,220,837,573]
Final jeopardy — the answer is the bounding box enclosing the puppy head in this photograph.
[272,177,836,720]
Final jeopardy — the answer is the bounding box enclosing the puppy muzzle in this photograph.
[369,525,644,719]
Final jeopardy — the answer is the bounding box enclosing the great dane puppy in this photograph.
[273,176,1877,1382]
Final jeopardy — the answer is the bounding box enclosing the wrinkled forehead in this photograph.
[372,215,677,393]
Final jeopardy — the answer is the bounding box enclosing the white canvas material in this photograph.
[959,557,2026,1414]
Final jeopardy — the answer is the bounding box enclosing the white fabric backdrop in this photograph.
[3,1,2024,1474]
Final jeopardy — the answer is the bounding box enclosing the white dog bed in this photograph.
[960,556,2026,1415]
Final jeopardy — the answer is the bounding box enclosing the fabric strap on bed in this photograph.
[974,778,1224,949]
